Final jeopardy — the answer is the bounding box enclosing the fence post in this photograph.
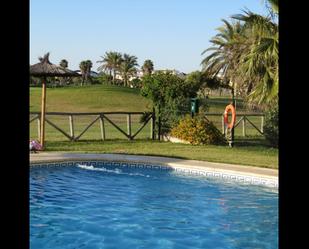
[242,116,246,137]
[37,116,41,140]
[100,115,106,141]
[158,116,161,141]
[69,115,74,140]
[261,115,264,133]
[127,114,132,140]
[222,115,225,135]
[150,112,154,140]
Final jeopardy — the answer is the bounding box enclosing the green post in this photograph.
[151,107,155,140]
[191,98,199,118]
[158,105,161,141]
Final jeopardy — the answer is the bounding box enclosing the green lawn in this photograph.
[44,139,278,169]
[30,84,278,169]
[30,85,154,140]
[30,85,152,112]
[207,96,246,113]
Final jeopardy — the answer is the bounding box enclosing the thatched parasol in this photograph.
[30,53,80,149]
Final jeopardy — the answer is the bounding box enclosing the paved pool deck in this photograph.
[30,152,278,180]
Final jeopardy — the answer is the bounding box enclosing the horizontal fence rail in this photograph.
[204,112,265,136]
[30,112,155,141]
[30,111,264,142]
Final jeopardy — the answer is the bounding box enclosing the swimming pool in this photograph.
[30,162,278,249]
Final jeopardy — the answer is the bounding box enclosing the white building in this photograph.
[154,69,187,79]
[115,69,144,81]
[115,68,187,82]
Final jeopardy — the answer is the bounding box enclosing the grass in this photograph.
[207,96,246,113]
[30,114,152,141]
[30,84,152,112]
[44,139,278,169]
[30,84,278,169]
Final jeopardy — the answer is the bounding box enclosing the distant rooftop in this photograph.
[74,70,99,77]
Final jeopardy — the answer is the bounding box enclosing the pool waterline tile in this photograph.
[30,157,278,188]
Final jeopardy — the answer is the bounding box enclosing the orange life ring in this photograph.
[224,104,236,129]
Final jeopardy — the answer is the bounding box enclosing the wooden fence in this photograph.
[30,111,264,141]
[30,112,155,141]
[204,112,265,136]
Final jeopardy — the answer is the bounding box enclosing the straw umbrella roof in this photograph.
[30,53,80,149]
[30,53,80,77]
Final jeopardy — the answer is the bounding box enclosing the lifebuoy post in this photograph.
[230,101,235,147]
[223,101,236,147]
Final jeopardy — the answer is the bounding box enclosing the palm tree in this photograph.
[97,54,112,76]
[264,0,278,16]
[59,59,68,68]
[79,61,88,86]
[141,60,154,75]
[97,51,122,84]
[201,6,278,108]
[85,60,93,83]
[59,59,69,85]
[201,19,245,95]
[232,10,278,105]
[119,54,139,87]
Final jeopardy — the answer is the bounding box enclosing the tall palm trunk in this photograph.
[113,70,116,84]
[81,72,84,86]
[124,74,128,87]
[85,71,88,83]
[81,69,86,86]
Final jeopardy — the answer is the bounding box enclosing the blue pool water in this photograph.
[30,163,278,249]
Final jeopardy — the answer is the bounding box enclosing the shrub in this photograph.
[97,73,112,84]
[90,78,101,85]
[170,115,226,145]
[141,72,200,135]
[72,77,82,85]
[263,105,278,147]
[130,78,142,88]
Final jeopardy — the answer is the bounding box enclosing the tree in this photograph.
[201,4,278,109]
[59,59,68,68]
[263,0,278,16]
[79,61,88,86]
[185,71,223,98]
[141,72,199,134]
[119,54,138,87]
[263,104,278,147]
[85,60,93,83]
[97,51,122,84]
[141,59,154,75]
[59,59,69,85]
[201,19,245,97]
[232,10,278,106]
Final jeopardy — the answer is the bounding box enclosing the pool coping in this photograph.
[30,152,278,188]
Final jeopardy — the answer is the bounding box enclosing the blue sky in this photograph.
[30,0,269,73]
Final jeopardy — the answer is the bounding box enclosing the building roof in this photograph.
[74,70,99,77]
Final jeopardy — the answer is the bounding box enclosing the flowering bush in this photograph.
[170,115,226,145]
[30,140,43,151]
